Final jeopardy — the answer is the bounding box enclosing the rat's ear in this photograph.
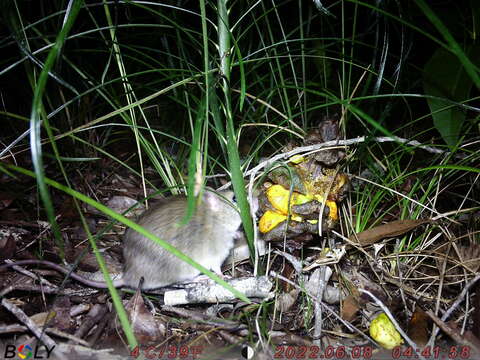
[204,190,236,212]
[203,191,223,212]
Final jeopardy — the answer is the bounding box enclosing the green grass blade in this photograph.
[217,0,255,258]
[29,0,83,259]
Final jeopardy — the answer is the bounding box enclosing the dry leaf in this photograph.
[125,287,166,342]
[341,294,360,322]
[349,219,431,247]
[407,307,429,347]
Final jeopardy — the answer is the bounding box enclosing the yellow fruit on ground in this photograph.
[369,313,404,349]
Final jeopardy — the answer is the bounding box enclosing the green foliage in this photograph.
[423,47,477,147]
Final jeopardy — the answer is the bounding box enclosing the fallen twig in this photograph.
[1,298,57,349]
[163,276,272,305]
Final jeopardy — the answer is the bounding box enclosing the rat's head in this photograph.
[203,190,242,231]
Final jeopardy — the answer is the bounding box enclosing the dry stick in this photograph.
[161,305,245,331]
[0,284,68,297]
[0,268,97,297]
[271,271,375,345]
[163,276,272,306]
[0,324,30,334]
[45,329,89,347]
[395,242,409,317]
[0,324,89,346]
[313,266,332,346]
[244,135,457,180]
[0,220,46,228]
[432,207,480,222]
[87,311,114,348]
[255,302,266,349]
[429,229,453,349]
[381,273,450,304]
[1,283,96,297]
[426,310,480,354]
[220,136,456,194]
[1,298,57,349]
[440,274,480,321]
[359,289,427,360]
[3,259,56,287]
[429,274,480,346]
[218,329,242,345]
[74,304,109,342]
[247,174,261,276]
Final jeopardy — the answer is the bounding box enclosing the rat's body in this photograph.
[122,191,241,289]
[0,191,241,290]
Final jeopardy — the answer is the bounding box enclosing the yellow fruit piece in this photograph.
[266,184,294,214]
[312,195,337,221]
[259,210,287,233]
[291,215,303,222]
[369,313,404,350]
[325,200,338,221]
[266,184,313,215]
[289,154,305,164]
[306,219,318,224]
[265,185,339,227]
[295,193,311,205]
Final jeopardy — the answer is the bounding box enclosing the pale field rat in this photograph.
[0,190,242,290]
